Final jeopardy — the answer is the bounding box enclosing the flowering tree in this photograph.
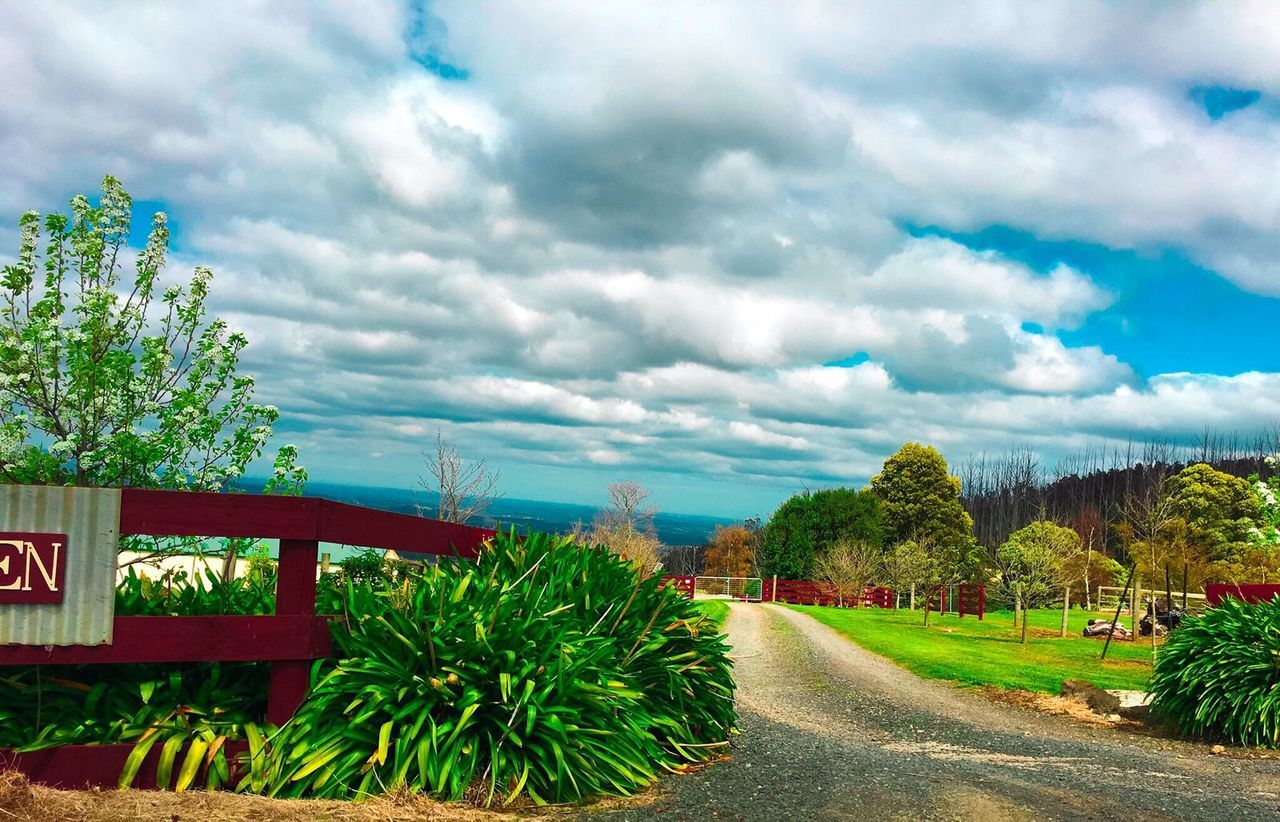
[1250,455,1280,547]
[0,176,304,569]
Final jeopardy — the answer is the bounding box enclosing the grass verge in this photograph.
[694,599,730,630]
[789,604,1154,693]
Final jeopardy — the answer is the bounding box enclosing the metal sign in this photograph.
[0,485,120,646]
[0,532,68,604]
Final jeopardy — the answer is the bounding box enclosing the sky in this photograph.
[2,1,1280,519]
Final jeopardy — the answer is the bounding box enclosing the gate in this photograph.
[695,576,764,601]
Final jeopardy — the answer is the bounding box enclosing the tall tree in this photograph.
[0,175,303,491]
[870,443,980,580]
[759,488,882,579]
[1166,463,1261,563]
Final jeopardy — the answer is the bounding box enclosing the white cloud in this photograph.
[1,1,1277,514]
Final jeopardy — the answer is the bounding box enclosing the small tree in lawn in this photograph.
[0,176,305,575]
[813,539,883,608]
[997,521,1075,644]
[883,538,937,609]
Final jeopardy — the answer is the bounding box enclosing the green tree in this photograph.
[759,488,882,579]
[997,521,1080,642]
[0,175,302,491]
[869,443,979,580]
[1166,463,1261,564]
[882,538,938,608]
[0,177,305,575]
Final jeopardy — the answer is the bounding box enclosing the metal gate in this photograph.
[694,576,764,602]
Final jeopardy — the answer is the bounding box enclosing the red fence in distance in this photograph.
[0,487,493,789]
[765,578,896,608]
[1205,583,1280,606]
[662,575,695,598]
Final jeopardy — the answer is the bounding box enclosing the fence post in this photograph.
[771,574,777,603]
[268,538,320,725]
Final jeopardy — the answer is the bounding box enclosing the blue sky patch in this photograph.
[1189,85,1262,120]
[912,224,1280,378]
[824,352,870,368]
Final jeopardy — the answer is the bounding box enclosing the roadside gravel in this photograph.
[581,602,1280,821]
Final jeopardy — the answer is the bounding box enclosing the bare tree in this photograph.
[814,539,883,607]
[604,480,657,530]
[659,544,705,576]
[417,433,503,524]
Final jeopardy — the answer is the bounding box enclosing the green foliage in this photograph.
[115,566,275,616]
[1167,463,1261,563]
[0,175,303,491]
[1,568,271,780]
[869,443,980,581]
[263,529,735,804]
[995,521,1081,609]
[759,488,882,579]
[882,539,939,598]
[1150,597,1280,746]
[4,532,736,801]
[0,662,266,756]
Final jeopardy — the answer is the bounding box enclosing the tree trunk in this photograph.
[1020,598,1030,645]
[1014,583,1021,629]
[1060,585,1070,637]
[219,541,239,583]
[1130,576,1139,640]
[1084,530,1094,610]
[909,583,915,610]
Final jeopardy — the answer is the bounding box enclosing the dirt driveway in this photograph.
[583,602,1280,821]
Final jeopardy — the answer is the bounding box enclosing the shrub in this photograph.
[264,529,735,804]
[1149,596,1280,746]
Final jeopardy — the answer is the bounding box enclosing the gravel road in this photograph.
[581,602,1280,821]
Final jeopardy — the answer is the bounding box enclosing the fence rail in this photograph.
[0,487,493,789]
[1205,583,1280,606]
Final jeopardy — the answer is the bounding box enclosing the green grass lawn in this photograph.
[694,599,730,630]
[790,604,1155,693]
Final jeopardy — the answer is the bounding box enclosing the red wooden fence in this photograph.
[1205,583,1280,606]
[0,488,492,788]
[764,578,897,608]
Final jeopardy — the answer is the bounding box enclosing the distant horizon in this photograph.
[270,477,740,546]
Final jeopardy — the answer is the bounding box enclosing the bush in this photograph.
[263,529,735,804]
[1149,596,1280,746]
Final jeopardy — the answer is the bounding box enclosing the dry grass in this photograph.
[0,772,512,822]
[0,772,662,822]
[975,686,1155,734]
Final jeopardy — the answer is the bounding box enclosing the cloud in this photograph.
[1,1,1277,515]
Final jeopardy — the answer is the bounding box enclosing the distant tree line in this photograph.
[658,429,1280,614]
[958,431,1280,561]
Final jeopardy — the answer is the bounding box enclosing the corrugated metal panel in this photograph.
[0,485,120,646]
